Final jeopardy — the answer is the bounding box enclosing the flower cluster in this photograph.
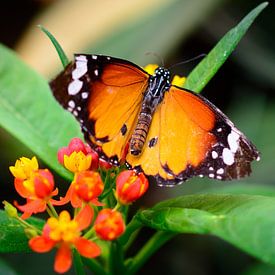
[7,138,149,273]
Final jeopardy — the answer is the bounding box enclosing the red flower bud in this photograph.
[74,171,104,202]
[89,150,99,170]
[68,138,86,153]
[34,169,55,199]
[57,147,71,165]
[58,138,99,171]
[94,209,125,241]
[116,170,148,204]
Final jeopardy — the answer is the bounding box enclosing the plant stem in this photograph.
[110,241,126,274]
[127,231,176,275]
[73,250,86,275]
[119,218,142,246]
[47,202,58,218]
[82,258,108,275]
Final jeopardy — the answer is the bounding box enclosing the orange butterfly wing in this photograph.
[126,86,258,185]
[51,54,149,164]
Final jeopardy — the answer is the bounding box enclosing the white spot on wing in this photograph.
[68,80,83,95]
[212,151,218,159]
[94,69,99,76]
[222,148,234,165]
[72,55,88,79]
[217,168,224,174]
[72,61,88,79]
[227,131,240,153]
[92,55,97,59]
[209,173,214,178]
[76,55,87,62]
[81,92,88,99]
[68,100,75,108]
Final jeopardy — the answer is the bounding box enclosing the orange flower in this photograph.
[74,171,104,202]
[94,209,125,241]
[58,138,99,171]
[13,169,58,219]
[29,205,100,274]
[116,170,149,205]
[56,171,104,208]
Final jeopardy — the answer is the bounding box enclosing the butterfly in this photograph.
[50,54,260,186]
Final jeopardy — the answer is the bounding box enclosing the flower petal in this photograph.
[54,243,72,274]
[75,204,93,231]
[29,236,55,252]
[16,199,46,219]
[14,178,32,198]
[75,237,101,258]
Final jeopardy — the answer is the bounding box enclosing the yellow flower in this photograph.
[9,157,38,179]
[48,211,79,242]
[143,64,159,75]
[172,75,186,87]
[63,151,92,173]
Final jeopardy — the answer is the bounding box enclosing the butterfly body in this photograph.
[130,67,170,155]
[50,54,260,186]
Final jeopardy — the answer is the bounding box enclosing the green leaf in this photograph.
[0,257,18,275]
[137,194,275,265]
[184,2,268,92]
[200,183,275,197]
[0,210,43,253]
[38,25,69,68]
[0,44,81,178]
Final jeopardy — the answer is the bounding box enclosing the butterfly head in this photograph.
[148,66,171,95]
[154,67,170,80]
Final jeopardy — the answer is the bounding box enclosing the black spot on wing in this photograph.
[121,124,127,136]
[148,137,158,148]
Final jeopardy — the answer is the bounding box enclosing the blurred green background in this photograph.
[0,0,274,274]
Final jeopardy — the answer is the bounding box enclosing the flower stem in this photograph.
[82,258,108,275]
[119,218,142,246]
[73,250,85,275]
[127,231,176,274]
[83,227,95,239]
[47,202,58,218]
[110,241,126,274]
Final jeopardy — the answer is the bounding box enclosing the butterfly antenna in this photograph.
[168,53,206,69]
[145,51,164,67]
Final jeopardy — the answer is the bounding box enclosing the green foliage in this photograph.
[184,2,268,92]
[0,258,17,275]
[38,25,69,68]
[137,194,275,265]
[0,210,43,253]
[0,44,81,179]
[0,2,272,273]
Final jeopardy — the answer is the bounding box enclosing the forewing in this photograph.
[50,54,149,164]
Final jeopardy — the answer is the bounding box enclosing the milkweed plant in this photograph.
[1,3,273,274]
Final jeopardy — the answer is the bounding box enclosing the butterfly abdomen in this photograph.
[130,110,152,155]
